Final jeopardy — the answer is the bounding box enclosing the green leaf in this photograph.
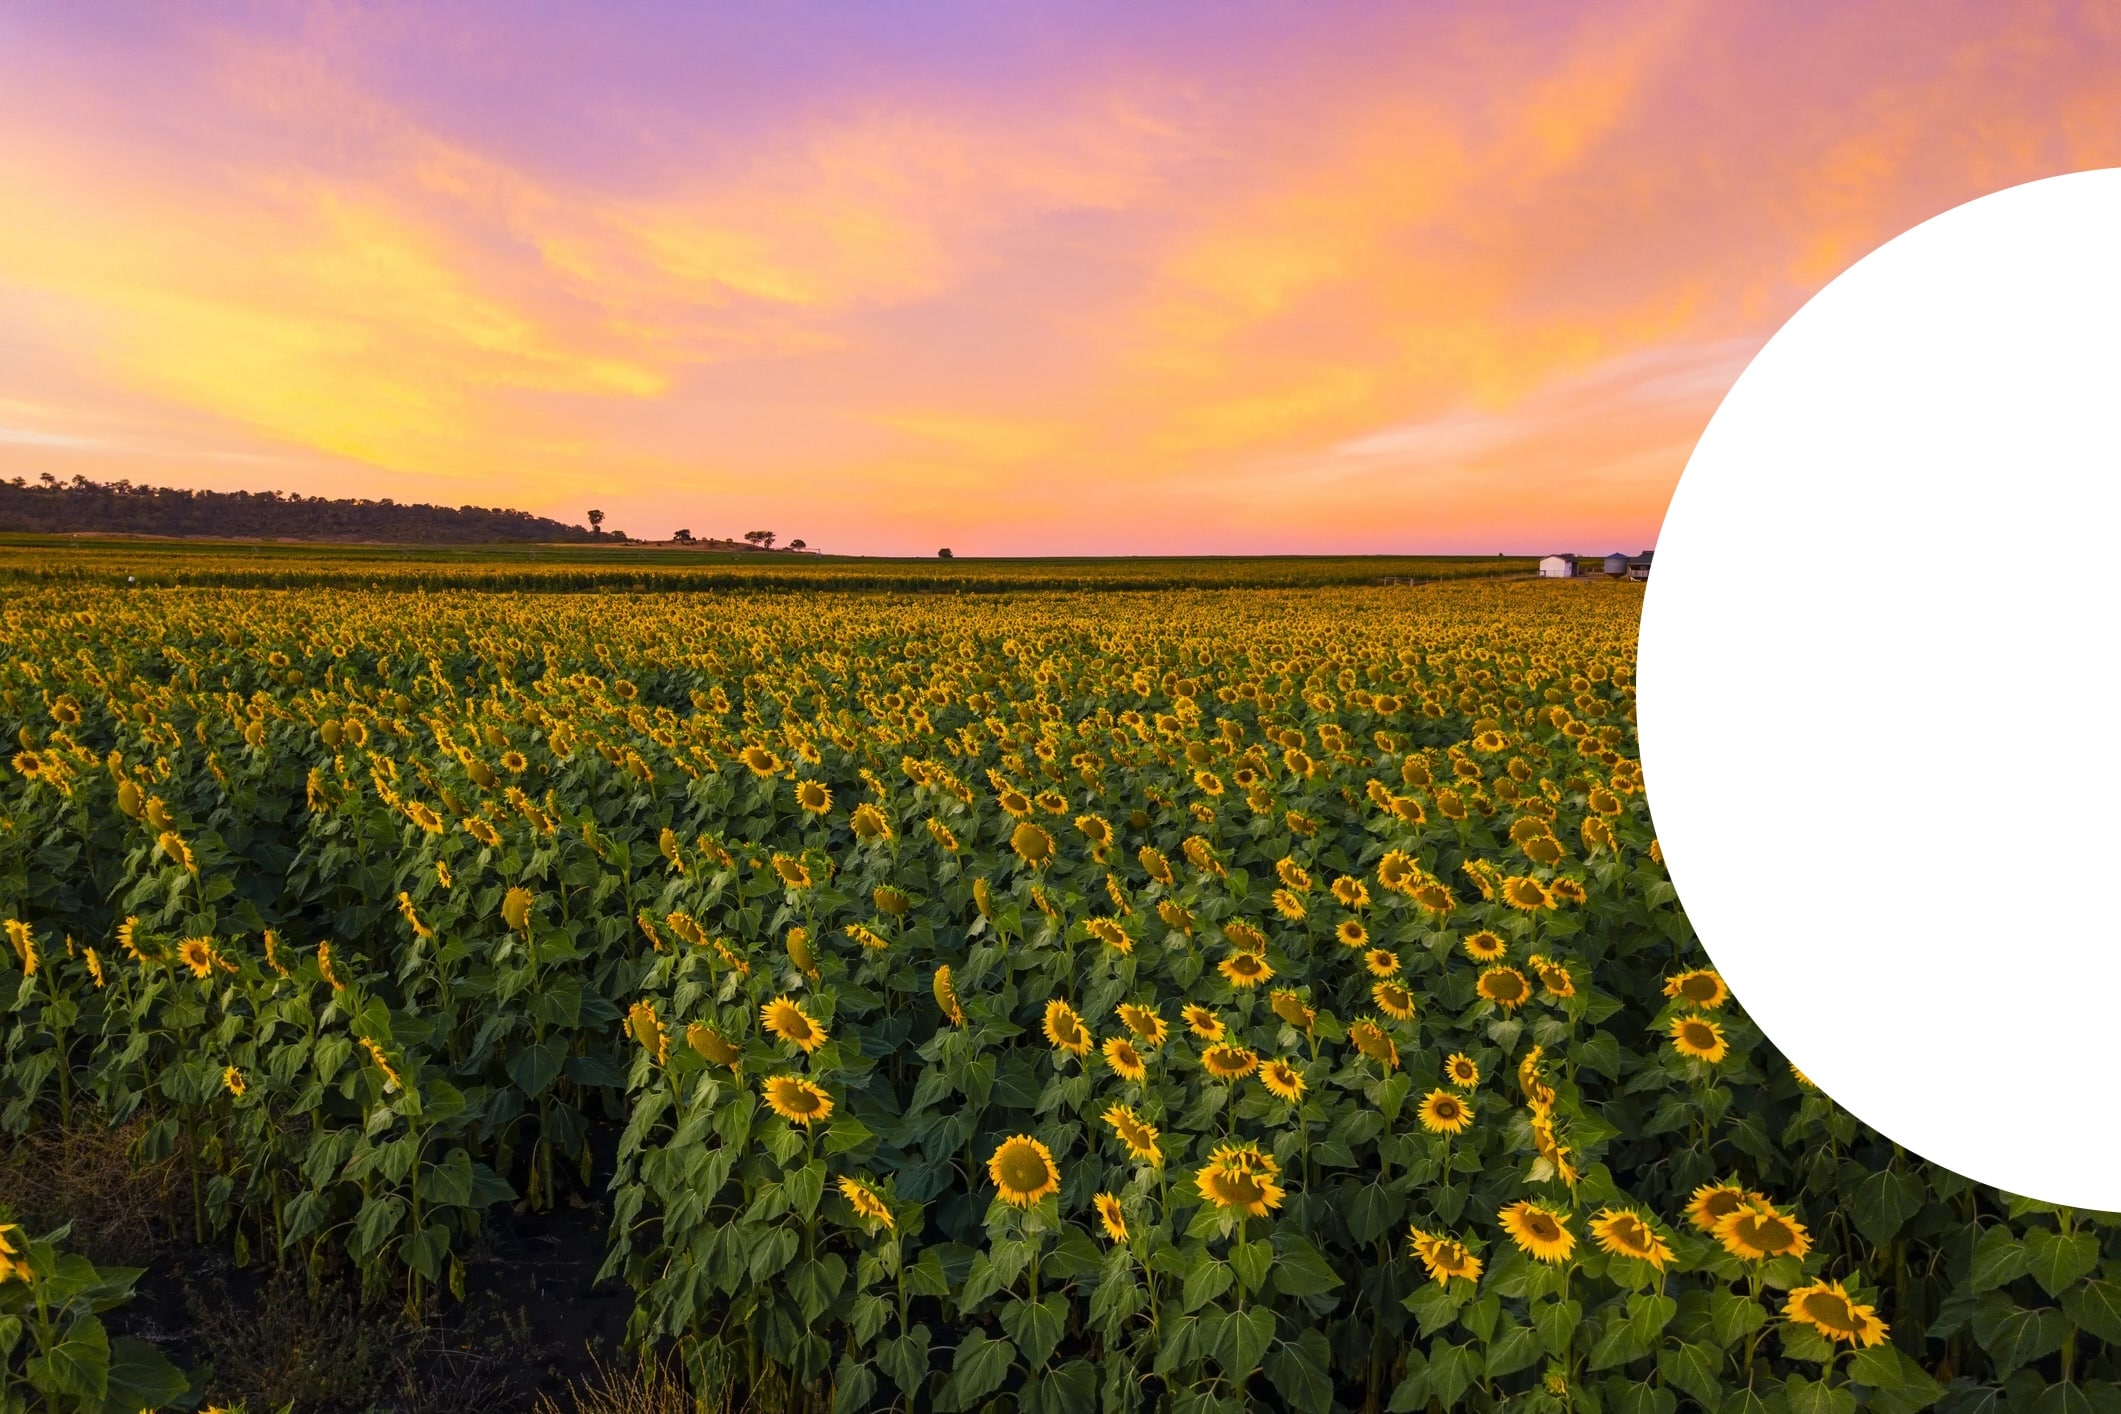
[1709,1291,1768,1348]
[877,1325,931,1395]
[419,1147,475,1208]
[2065,1280,2121,1344]
[350,1193,406,1261]
[832,1357,878,1414]
[1615,1382,1679,1414]
[1001,1296,1066,1369]
[1347,1182,1401,1245]
[1485,1322,1545,1378]
[407,1223,449,1282]
[789,1263,844,1331]
[1403,1279,1468,1337]
[1208,1305,1276,1380]
[1266,1328,1334,1414]
[1971,1226,2031,1293]
[1972,1300,2069,1374]
[1533,1297,1582,1356]
[1850,1343,1943,1409]
[1628,1292,1679,1343]
[2025,1229,2101,1297]
[1229,1236,1271,1296]
[102,1334,189,1414]
[1850,1167,1922,1247]
[2030,1383,2096,1414]
[1785,1372,1860,1414]
[1424,1339,1479,1409]
[784,1160,826,1220]
[1660,1340,1726,1408]
[951,1329,1014,1404]
[1183,1259,1234,1312]
[26,1315,110,1401]
[1270,1234,1343,1300]
[747,1225,799,1283]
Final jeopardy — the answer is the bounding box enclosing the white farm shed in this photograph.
[1538,554,1578,578]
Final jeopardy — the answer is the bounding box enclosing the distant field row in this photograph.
[0,538,1539,592]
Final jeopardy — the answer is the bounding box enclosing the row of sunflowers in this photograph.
[1,576,2113,1413]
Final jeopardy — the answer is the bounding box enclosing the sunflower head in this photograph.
[1348,1019,1400,1070]
[763,1074,834,1128]
[838,1175,894,1230]
[1717,1201,1812,1263]
[988,1134,1061,1208]
[1268,989,1316,1033]
[1117,1002,1168,1048]
[1101,1103,1163,1166]
[1462,930,1508,962]
[1477,966,1531,1010]
[1194,1148,1285,1217]
[1499,1200,1576,1264]
[1182,1005,1224,1041]
[1336,918,1370,949]
[686,1022,743,1070]
[1201,1043,1260,1080]
[1219,952,1273,989]
[795,779,833,814]
[1259,1058,1306,1102]
[1786,1280,1889,1347]
[760,996,827,1054]
[1094,1192,1129,1243]
[1010,821,1057,868]
[1669,1013,1730,1064]
[1590,1209,1673,1271]
[1664,969,1729,1009]
[1417,1089,1473,1134]
[1445,1052,1481,1088]
[1363,947,1400,979]
[1102,1035,1147,1082]
[1043,999,1092,1056]
[1372,981,1416,1021]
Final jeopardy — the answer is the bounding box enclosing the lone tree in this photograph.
[788,538,806,551]
[938,547,953,559]
[671,528,693,542]
[743,530,777,549]
[587,509,605,536]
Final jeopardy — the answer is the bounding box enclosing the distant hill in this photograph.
[0,474,601,544]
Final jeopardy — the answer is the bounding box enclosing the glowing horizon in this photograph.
[3,2,2118,555]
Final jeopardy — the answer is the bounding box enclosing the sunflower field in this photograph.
[1,571,2115,1413]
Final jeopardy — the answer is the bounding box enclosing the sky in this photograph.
[2,1,2119,555]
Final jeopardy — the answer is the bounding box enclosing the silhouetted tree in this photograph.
[672,528,693,542]
[587,509,605,536]
[938,548,953,559]
[788,538,806,550]
[0,474,597,543]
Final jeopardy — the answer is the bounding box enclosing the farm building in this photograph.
[1538,554,1578,578]
[1627,551,1653,581]
[1602,551,1631,576]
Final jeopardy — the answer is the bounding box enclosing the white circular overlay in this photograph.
[1638,168,2121,1210]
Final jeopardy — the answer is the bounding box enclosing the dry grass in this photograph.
[0,1116,182,1262]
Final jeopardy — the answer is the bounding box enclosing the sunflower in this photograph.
[1445,1052,1481,1088]
[178,936,223,980]
[158,831,196,872]
[1182,1005,1225,1041]
[618,996,670,1062]
[687,1022,743,1070]
[464,816,502,848]
[1222,920,1268,953]
[500,750,527,774]
[849,803,893,843]
[846,923,890,952]
[1043,999,1092,1056]
[83,947,104,989]
[1117,1003,1168,1048]
[926,818,960,852]
[771,854,814,889]
[1410,881,1456,916]
[1377,850,1418,893]
[1531,957,1575,998]
[1139,846,1175,886]
[1336,918,1370,949]
[933,965,967,1026]
[1717,1201,1813,1262]
[1477,966,1531,1010]
[1094,1192,1129,1242]
[763,1074,834,1128]
[1259,1058,1307,1102]
[1268,989,1316,1033]
[1076,814,1114,849]
[1348,1019,1400,1069]
[1087,917,1135,955]
[1791,1064,1815,1088]
[1363,948,1400,979]
[1011,821,1056,868]
[1785,1280,1889,1347]
[1548,877,1588,906]
[1501,876,1555,912]
[1194,1146,1285,1217]
[740,745,783,777]
[1685,1182,1757,1233]
[1500,1200,1576,1264]
[4,919,35,977]
[761,997,828,1054]
[794,779,833,814]
[1590,1209,1674,1271]
[1669,1014,1729,1064]
[1200,1043,1260,1081]
[223,1065,246,1098]
[1407,1227,1484,1285]
[1417,1089,1473,1134]
[988,1135,1061,1208]
[1333,876,1370,909]
[1102,1104,1163,1166]
[1461,930,1508,962]
[998,788,1034,817]
[1219,952,1273,989]
[1103,1035,1148,1082]
[1372,981,1417,1021]
[838,1176,894,1229]
[1664,969,1729,1010]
